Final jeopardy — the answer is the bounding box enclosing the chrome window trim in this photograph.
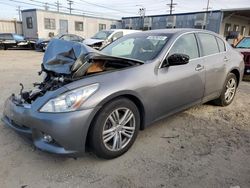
[159,31,228,69]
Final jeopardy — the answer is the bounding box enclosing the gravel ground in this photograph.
[0,50,250,188]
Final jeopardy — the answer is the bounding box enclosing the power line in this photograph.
[167,0,177,15]
[77,0,135,14]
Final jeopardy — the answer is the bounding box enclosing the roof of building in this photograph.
[21,9,120,22]
[122,7,250,19]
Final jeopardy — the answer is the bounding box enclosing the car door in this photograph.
[196,33,228,102]
[152,33,205,120]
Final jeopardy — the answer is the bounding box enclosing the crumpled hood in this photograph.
[43,39,99,75]
[42,39,141,77]
[83,38,104,46]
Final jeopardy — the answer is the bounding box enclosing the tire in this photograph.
[213,73,237,106]
[0,43,6,50]
[89,98,140,159]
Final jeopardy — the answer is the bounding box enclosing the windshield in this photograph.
[91,31,113,40]
[101,34,171,61]
[13,34,24,41]
[236,37,250,48]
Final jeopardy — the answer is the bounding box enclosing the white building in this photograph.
[21,9,121,39]
[0,19,22,35]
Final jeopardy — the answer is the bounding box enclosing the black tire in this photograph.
[213,73,237,106]
[0,43,6,50]
[89,98,140,159]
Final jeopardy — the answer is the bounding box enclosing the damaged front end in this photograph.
[2,39,143,155]
[14,39,142,105]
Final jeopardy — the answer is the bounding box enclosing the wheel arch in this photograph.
[229,68,240,87]
[85,91,146,148]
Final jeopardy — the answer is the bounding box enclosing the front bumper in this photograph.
[2,97,96,156]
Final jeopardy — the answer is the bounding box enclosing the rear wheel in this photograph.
[213,73,237,106]
[89,98,140,159]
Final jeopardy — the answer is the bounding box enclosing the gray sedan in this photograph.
[2,29,245,159]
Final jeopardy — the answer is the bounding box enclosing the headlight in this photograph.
[40,83,99,113]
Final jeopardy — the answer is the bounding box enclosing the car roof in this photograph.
[124,28,222,38]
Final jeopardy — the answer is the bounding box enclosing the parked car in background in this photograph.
[35,34,84,51]
[0,33,36,50]
[234,36,250,75]
[84,29,140,50]
[2,29,244,159]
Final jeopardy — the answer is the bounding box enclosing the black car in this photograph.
[35,34,84,51]
[0,33,36,50]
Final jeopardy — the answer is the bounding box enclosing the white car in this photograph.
[84,29,140,49]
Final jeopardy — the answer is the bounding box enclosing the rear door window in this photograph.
[197,33,219,56]
[169,33,199,59]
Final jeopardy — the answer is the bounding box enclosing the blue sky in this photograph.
[0,0,250,20]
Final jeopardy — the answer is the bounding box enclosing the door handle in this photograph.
[195,64,204,71]
[224,57,229,62]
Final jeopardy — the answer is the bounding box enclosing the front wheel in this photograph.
[213,73,237,106]
[89,98,140,159]
[0,43,6,50]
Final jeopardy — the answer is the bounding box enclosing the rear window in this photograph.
[198,33,219,56]
[236,37,250,49]
[0,34,13,40]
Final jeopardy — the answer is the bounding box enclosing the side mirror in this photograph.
[163,53,190,67]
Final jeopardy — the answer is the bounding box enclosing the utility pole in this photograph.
[44,2,49,11]
[55,1,62,12]
[167,0,177,15]
[203,0,212,29]
[16,6,21,21]
[67,0,74,14]
[138,7,146,30]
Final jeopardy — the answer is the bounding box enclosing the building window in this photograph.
[233,24,239,32]
[224,23,231,36]
[75,21,83,31]
[110,24,116,29]
[240,26,246,36]
[26,17,33,29]
[44,18,56,30]
[99,24,106,31]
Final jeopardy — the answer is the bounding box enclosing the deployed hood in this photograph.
[42,39,142,78]
[83,38,104,46]
[43,39,100,75]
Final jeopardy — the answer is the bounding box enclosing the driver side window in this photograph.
[169,33,199,59]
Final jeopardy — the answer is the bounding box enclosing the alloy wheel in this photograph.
[224,78,236,103]
[102,107,136,151]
